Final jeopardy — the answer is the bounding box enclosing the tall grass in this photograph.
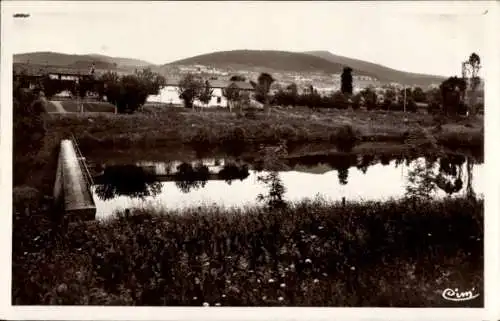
[12,197,482,306]
[45,109,483,154]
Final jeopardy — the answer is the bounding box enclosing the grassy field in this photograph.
[46,100,116,113]
[45,107,483,155]
[12,197,482,306]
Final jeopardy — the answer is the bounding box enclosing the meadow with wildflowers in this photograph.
[12,196,482,306]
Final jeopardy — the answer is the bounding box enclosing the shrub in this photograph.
[330,124,360,152]
[188,127,217,147]
[276,124,298,142]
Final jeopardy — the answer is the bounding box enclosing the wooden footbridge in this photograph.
[53,135,96,221]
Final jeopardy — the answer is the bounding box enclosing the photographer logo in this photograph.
[442,288,479,302]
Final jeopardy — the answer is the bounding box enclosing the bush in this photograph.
[188,127,217,147]
[330,124,359,152]
[276,124,298,141]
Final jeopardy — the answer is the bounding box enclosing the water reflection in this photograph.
[91,153,484,218]
[94,165,163,201]
[405,154,475,199]
[94,161,251,199]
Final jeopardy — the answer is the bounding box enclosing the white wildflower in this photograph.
[313,279,319,284]
[305,258,312,264]
[268,278,275,283]
[203,302,209,307]
[280,283,286,288]
[278,296,284,301]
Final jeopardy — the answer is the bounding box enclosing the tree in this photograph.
[341,66,353,95]
[223,83,241,112]
[412,87,426,103]
[331,91,349,109]
[178,73,204,110]
[426,87,442,114]
[230,75,246,82]
[135,67,166,96]
[98,71,121,103]
[116,75,150,113]
[382,87,396,110]
[255,72,275,106]
[465,53,481,116]
[286,83,298,106]
[40,76,62,99]
[13,86,47,185]
[440,76,467,116]
[198,80,213,108]
[360,87,377,110]
[351,92,362,110]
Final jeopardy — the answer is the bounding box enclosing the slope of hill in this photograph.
[13,51,154,71]
[87,54,153,68]
[167,50,377,77]
[304,50,446,86]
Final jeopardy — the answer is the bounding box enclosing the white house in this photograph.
[147,79,255,108]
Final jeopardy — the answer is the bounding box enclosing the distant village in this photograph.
[14,59,483,111]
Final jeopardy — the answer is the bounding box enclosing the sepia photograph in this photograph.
[1,0,495,316]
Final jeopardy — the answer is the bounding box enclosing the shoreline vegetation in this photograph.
[47,107,483,155]
[13,197,483,306]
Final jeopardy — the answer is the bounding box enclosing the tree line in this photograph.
[16,52,481,116]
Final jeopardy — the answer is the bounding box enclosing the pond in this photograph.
[88,152,485,219]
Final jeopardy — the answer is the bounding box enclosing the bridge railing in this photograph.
[70,134,95,189]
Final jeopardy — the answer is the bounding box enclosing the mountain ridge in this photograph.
[13,51,154,71]
[304,50,446,85]
[14,50,447,86]
[166,49,445,86]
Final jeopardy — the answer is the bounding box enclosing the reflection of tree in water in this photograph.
[356,154,376,174]
[219,163,250,185]
[328,154,356,186]
[405,154,477,199]
[434,154,465,195]
[466,156,476,199]
[175,180,207,194]
[405,158,437,200]
[174,162,210,194]
[379,155,392,166]
[94,165,163,201]
[257,171,287,209]
[256,141,288,209]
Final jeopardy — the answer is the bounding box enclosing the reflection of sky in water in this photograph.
[93,158,484,219]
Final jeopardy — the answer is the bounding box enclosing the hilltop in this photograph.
[166,50,376,77]
[167,49,445,86]
[305,50,446,87]
[13,51,154,71]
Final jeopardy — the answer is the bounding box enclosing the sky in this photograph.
[3,1,493,77]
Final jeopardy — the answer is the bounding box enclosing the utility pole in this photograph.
[403,85,407,113]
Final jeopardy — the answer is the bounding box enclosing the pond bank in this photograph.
[46,108,484,154]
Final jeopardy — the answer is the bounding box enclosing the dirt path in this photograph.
[49,100,67,113]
